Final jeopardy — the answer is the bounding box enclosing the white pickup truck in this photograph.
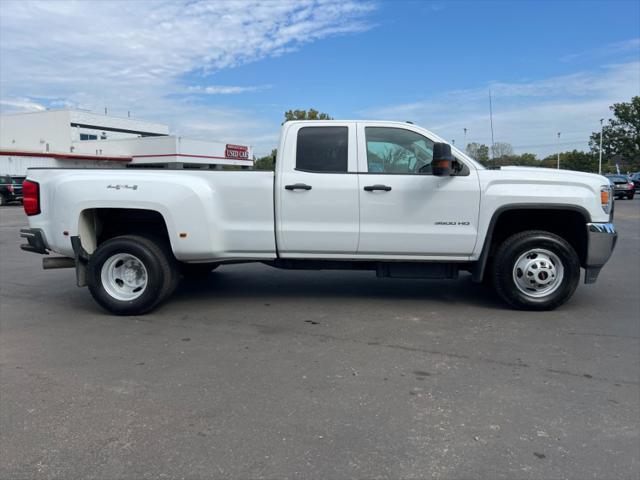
[20,120,617,315]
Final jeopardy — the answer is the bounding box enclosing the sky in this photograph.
[0,0,639,158]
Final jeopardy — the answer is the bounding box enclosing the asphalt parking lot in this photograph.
[1,200,639,480]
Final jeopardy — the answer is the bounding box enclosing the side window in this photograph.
[296,126,348,173]
[365,127,434,174]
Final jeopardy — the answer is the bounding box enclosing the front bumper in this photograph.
[584,223,617,284]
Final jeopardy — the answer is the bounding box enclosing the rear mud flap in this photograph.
[70,236,90,287]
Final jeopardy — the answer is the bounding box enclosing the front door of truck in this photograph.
[356,123,480,258]
[276,122,359,256]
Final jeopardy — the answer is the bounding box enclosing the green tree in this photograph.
[254,149,277,171]
[541,150,598,172]
[491,142,514,160]
[589,96,640,172]
[284,109,333,122]
[465,142,490,164]
[493,152,539,167]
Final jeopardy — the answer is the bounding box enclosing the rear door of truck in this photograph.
[275,122,359,256]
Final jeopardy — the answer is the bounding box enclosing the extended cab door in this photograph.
[275,122,359,256]
[356,123,480,258]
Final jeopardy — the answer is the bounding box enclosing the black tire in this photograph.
[87,235,178,315]
[492,230,580,311]
[0,194,6,206]
[180,263,219,278]
[627,193,635,200]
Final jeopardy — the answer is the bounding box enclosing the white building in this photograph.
[0,109,253,176]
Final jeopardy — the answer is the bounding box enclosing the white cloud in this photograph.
[0,98,46,112]
[0,0,375,155]
[361,61,640,158]
[187,85,272,95]
[560,38,640,63]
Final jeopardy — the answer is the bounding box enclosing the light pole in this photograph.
[598,118,604,175]
[489,89,495,160]
[556,132,561,169]
[463,127,467,145]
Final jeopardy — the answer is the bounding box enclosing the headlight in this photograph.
[600,185,613,214]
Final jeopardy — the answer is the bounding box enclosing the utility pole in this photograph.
[489,89,495,160]
[556,132,561,169]
[463,127,467,145]
[599,118,604,175]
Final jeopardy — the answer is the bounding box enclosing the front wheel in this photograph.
[87,235,178,315]
[492,230,580,310]
[627,193,635,200]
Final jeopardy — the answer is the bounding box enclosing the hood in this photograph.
[498,166,609,185]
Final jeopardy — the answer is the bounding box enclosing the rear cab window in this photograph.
[296,126,348,173]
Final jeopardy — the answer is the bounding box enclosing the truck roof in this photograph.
[282,120,484,169]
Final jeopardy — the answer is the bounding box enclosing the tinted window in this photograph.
[296,127,348,173]
[365,127,434,174]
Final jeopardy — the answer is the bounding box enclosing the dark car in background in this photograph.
[606,174,635,200]
[0,175,24,206]
[629,172,640,192]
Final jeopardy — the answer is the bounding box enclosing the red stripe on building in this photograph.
[0,150,132,162]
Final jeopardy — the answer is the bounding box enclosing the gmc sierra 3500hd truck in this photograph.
[20,120,617,315]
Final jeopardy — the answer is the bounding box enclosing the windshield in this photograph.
[607,175,628,182]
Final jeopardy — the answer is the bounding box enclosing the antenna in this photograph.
[489,88,495,159]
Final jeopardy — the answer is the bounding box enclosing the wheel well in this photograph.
[472,208,589,282]
[487,208,588,266]
[78,208,170,254]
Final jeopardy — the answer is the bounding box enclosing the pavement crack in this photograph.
[256,325,639,386]
[280,327,530,370]
[546,368,639,386]
[566,332,640,340]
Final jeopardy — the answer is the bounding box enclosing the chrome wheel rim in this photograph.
[512,248,564,298]
[100,253,148,301]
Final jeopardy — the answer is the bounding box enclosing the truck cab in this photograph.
[275,121,480,259]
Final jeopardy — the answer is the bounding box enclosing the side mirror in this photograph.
[432,142,454,176]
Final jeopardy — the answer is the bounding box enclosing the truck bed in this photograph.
[24,168,277,261]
